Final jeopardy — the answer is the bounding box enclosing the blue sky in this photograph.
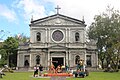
[0,0,120,41]
[0,0,55,41]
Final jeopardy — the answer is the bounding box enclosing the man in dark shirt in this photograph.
[39,64,43,76]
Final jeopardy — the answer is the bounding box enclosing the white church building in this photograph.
[17,6,98,70]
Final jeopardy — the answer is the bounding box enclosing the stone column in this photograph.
[48,28,50,43]
[29,53,32,67]
[96,52,98,67]
[84,51,86,65]
[48,51,50,68]
[69,51,71,67]
[91,53,94,67]
[68,28,70,42]
[30,53,35,68]
[18,54,24,67]
[92,52,97,67]
[17,52,20,67]
[33,31,35,43]
[45,28,47,42]
[66,51,68,66]
[65,28,67,42]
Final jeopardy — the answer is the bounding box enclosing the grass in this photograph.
[1,71,120,80]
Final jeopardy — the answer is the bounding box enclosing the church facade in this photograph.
[17,12,98,69]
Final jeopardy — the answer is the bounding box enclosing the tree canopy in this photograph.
[1,37,18,66]
[0,33,29,67]
[88,6,120,71]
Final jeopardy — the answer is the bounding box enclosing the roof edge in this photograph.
[30,13,85,24]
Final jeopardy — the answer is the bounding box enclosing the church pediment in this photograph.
[30,14,86,26]
[48,44,68,49]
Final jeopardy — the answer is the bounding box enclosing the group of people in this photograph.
[33,63,69,77]
[33,64,43,77]
[49,63,69,73]
[33,60,86,77]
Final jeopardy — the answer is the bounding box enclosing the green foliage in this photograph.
[3,37,18,54]
[0,33,29,67]
[0,49,7,59]
[0,49,7,67]
[87,6,120,70]
[1,37,19,66]
[0,59,7,67]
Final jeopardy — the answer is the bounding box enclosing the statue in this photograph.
[77,59,84,70]
[49,63,55,73]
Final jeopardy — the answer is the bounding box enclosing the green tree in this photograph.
[88,6,120,70]
[2,37,18,67]
[0,49,7,67]
[0,33,29,67]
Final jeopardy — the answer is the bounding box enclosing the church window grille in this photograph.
[75,55,80,64]
[75,32,79,42]
[86,55,92,67]
[52,30,64,41]
[36,55,40,64]
[36,32,41,41]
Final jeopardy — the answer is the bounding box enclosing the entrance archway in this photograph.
[52,57,64,68]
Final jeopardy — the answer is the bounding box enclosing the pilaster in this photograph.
[45,28,47,42]
[66,51,68,66]
[17,52,19,67]
[48,28,50,42]
[29,53,32,67]
[48,51,50,67]
[65,28,67,42]
[68,28,70,42]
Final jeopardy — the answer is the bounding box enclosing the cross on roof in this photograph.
[55,5,61,14]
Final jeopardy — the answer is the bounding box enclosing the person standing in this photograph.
[39,64,43,76]
[33,65,39,77]
[65,63,69,72]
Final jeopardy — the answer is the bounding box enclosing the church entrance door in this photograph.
[24,55,30,67]
[52,57,64,69]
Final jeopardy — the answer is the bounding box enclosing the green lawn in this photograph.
[1,71,120,80]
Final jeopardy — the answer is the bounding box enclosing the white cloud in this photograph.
[14,0,120,25]
[0,4,17,22]
[14,0,47,22]
[45,0,120,26]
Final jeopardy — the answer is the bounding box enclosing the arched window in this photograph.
[75,32,79,41]
[36,32,41,41]
[75,55,80,64]
[36,55,40,64]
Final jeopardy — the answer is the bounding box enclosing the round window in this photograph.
[52,30,64,41]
